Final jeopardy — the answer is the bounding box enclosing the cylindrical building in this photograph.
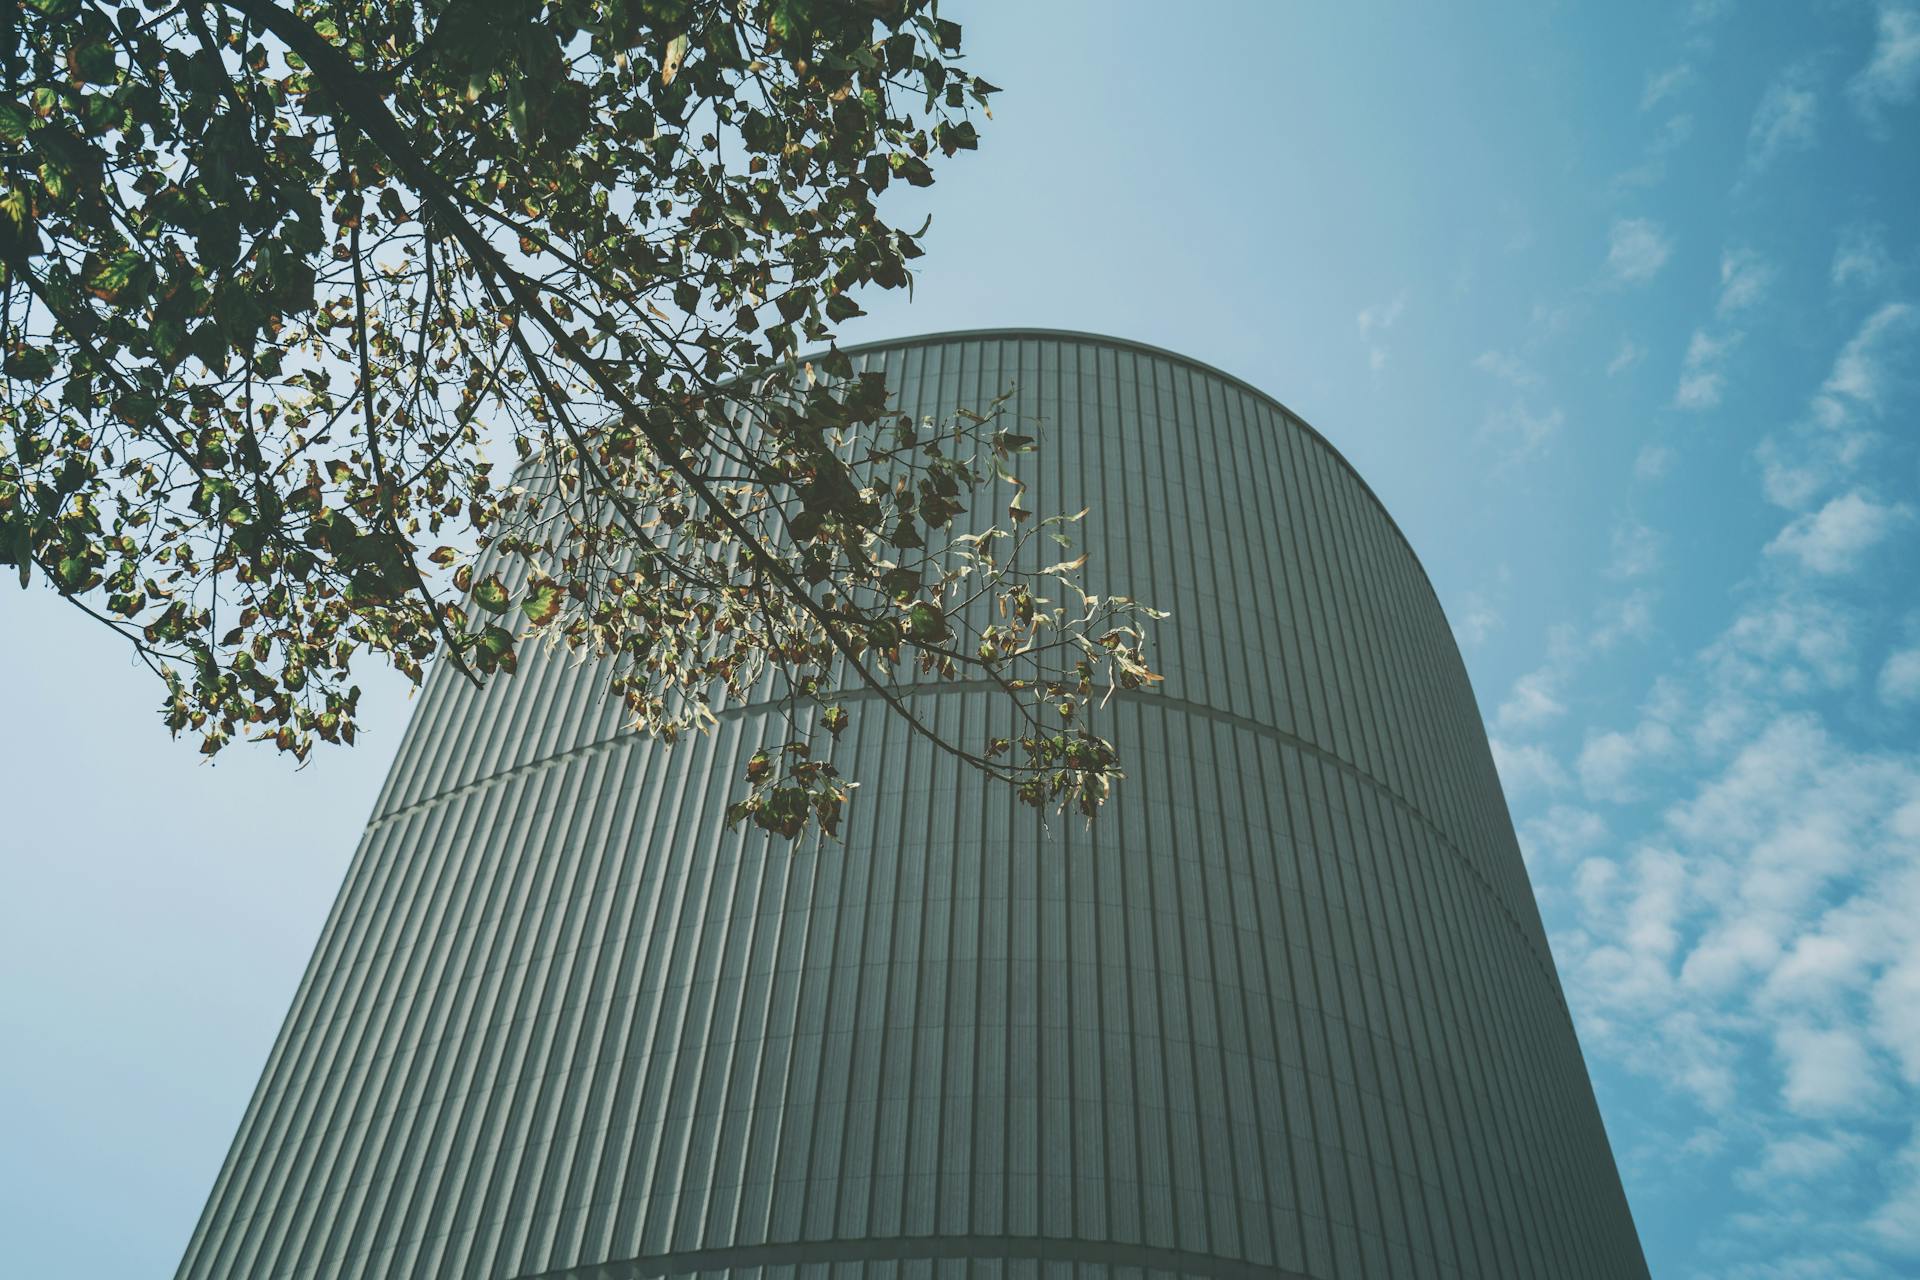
[176,331,1648,1280]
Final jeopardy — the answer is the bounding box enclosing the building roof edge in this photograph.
[810,327,1450,619]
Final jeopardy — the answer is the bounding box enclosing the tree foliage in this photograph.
[0,0,1161,837]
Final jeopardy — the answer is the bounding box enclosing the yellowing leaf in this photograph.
[472,573,510,613]
[661,34,689,86]
[520,580,563,626]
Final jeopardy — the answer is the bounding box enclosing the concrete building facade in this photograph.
[176,331,1648,1280]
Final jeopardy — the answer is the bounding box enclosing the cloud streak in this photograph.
[1746,66,1820,173]
[1851,3,1920,119]
[1607,217,1675,285]
[1765,491,1909,575]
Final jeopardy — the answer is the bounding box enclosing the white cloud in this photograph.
[1710,595,1857,692]
[1606,217,1674,284]
[1499,668,1566,730]
[1578,716,1678,803]
[1747,67,1821,173]
[1766,930,1874,1008]
[1555,695,1920,1146]
[1519,804,1609,867]
[1756,303,1916,513]
[1879,647,1920,706]
[1777,1023,1889,1117]
[1821,302,1915,415]
[1758,436,1827,510]
[1675,328,1740,410]
[1453,598,1500,647]
[1876,923,1920,1081]
[1736,1131,1864,1193]
[1719,248,1776,316]
[1765,490,1908,575]
[1870,1131,1920,1255]
[1357,294,1406,372]
[1490,736,1568,795]
[1608,338,1646,377]
[1608,519,1662,579]
[1513,271,1920,1254]
[1850,3,1920,120]
[1833,226,1894,290]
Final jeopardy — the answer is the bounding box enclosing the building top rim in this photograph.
[812,327,1447,618]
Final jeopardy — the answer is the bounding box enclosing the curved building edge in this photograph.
[806,328,1450,622]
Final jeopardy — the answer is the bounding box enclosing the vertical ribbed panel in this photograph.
[176,331,1647,1280]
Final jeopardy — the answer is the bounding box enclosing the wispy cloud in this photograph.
[1607,217,1675,284]
[1491,736,1569,794]
[1686,0,1734,28]
[1818,302,1915,420]
[1850,2,1920,120]
[1500,667,1567,731]
[1608,338,1647,377]
[1560,709,1920,1117]
[1675,329,1741,410]
[1595,591,1658,652]
[1870,1133,1920,1254]
[1709,595,1858,695]
[1356,293,1407,373]
[1643,64,1694,111]
[1473,348,1537,387]
[1578,715,1679,802]
[1777,1022,1892,1117]
[1612,113,1697,191]
[1635,443,1675,481]
[1608,519,1663,579]
[1479,400,1563,467]
[1512,195,1920,1263]
[1833,226,1894,289]
[1756,302,1916,511]
[1519,803,1609,869]
[1453,596,1501,647]
[1746,66,1821,173]
[1734,1131,1864,1193]
[1879,647,1920,706]
[1718,248,1776,315]
[1766,491,1907,575]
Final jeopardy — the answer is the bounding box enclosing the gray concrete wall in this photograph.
[176,332,1648,1280]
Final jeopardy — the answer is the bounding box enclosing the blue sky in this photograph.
[4,1,1919,1275]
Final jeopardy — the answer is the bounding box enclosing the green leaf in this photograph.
[4,345,54,380]
[906,601,949,643]
[66,39,117,86]
[472,573,510,613]
[474,624,517,674]
[0,102,28,146]
[87,251,145,304]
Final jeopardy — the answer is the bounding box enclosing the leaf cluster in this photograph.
[1,0,1160,836]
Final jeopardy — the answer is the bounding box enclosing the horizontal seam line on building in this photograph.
[508,1234,1319,1280]
[370,682,1567,1019]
